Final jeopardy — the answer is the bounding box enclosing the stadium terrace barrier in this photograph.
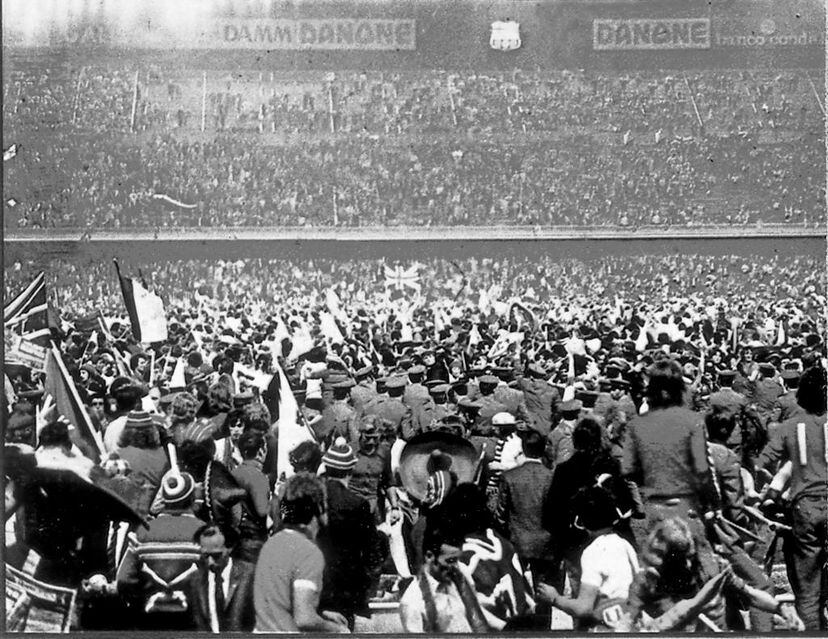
[4,225,825,243]
[3,0,823,70]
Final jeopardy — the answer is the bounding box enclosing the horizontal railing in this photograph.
[4,224,825,242]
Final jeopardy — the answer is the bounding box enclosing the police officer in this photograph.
[753,362,783,426]
[320,379,360,449]
[546,398,581,471]
[350,366,377,416]
[517,363,559,437]
[374,376,413,440]
[403,365,430,410]
[350,418,391,522]
[755,366,827,630]
[771,369,805,424]
[474,375,509,434]
[492,367,530,423]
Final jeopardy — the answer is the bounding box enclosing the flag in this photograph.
[272,361,315,480]
[509,300,536,331]
[44,343,105,461]
[4,271,57,347]
[384,264,421,292]
[319,312,344,344]
[114,260,168,343]
[169,357,187,391]
[3,143,19,161]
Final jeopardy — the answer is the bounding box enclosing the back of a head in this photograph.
[439,483,492,545]
[289,440,322,474]
[521,429,546,459]
[572,416,605,455]
[243,402,271,433]
[38,420,71,450]
[237,429,264,460]
[641,516,696,575]
[797,365,827,415]
[645,358,686,409]
[281,473,326,526]
[572,484,617,532]
[704,407,737,444]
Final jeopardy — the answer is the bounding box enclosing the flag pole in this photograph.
[130,70,139,132]
[201,71,207,133]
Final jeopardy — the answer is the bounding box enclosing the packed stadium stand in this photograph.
[3,0,825,232]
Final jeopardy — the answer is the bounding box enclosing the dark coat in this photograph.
[188,559,256,632]
[317,479,385,616]
[497,460,554,560]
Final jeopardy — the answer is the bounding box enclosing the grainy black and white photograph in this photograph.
[2,0,826,633]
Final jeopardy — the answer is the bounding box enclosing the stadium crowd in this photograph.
[4,252,827,631]
[4,66,824,228]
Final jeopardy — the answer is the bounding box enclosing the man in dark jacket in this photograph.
[317,437,386,630]
[189,525,256,632]
[496,430,554,587]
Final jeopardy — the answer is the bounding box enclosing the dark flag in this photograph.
[114,260,168,343]
[44,343,105,461]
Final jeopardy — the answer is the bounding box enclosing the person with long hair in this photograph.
[620,357,717,565]
[625,516,802,631]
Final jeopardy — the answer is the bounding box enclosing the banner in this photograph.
[593,18,711,51]
[5,564,77,632]
[218,19,415,50]
[114,261,168,344]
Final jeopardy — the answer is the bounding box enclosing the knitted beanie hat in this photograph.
[124,410,153,431]
[161,471,196,508]
[322,437,357,472]
[424,470,454,508]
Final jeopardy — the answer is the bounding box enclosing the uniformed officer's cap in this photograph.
[424,379,445,389]
[492,367,514,381]
[386,376,407,390]
[560,399,583,414]
[332,379,355,390]
[429,383,451,396]
[527,363,547,379]
[492,412,516,426]
[610,379,631,392]
[759,363,776,376]
[355,365,374,380]
[408,365,426,376]
[479,375,499,386]
[575,390,599,409]
[375,377,389,393]
[598,379,613,392]
[781,369,800,381]
[718,370,737,381]
[452,380,469,396]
